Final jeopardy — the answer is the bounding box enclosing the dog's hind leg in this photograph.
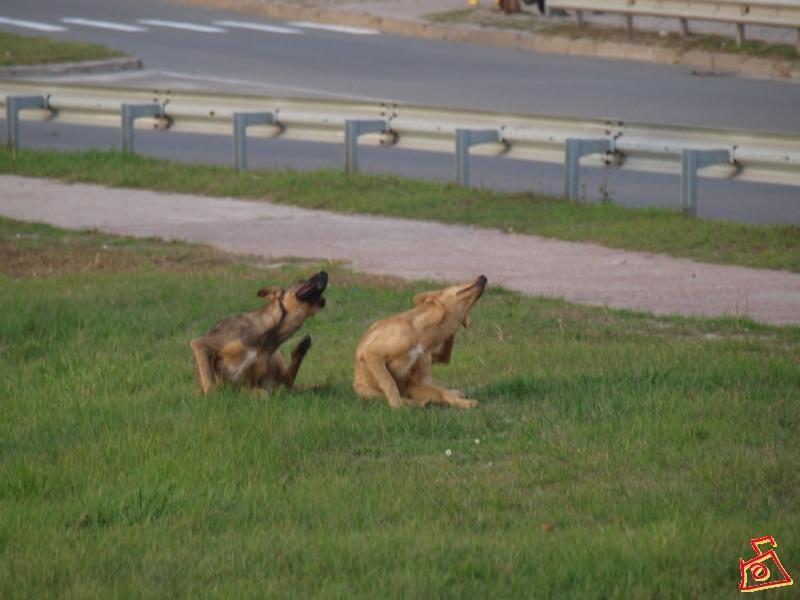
[407,381,478,410]
[190,337,217,394]
[258,335,313,391]
[358,356,404,409]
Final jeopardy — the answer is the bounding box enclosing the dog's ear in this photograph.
[412,303,446,330]
[413,290,441,306]
[257,287,282,301]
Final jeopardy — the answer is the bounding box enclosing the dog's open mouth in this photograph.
[297,271,328,308]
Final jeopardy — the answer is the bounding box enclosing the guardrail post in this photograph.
[233,112,276,171]
[344,119,387,173]
[121,103,164,154]
[5,95,49,150]
[455,129,501,187]
[681,149,731,217]
[563,138,615,201]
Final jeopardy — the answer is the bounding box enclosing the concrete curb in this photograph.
[181,0,800,81]
[0,56,143,78]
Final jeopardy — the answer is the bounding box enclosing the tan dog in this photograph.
[354,275,487,409]
[190,271,327,394]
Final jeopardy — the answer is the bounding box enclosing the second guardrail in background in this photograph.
[547,0,800,49]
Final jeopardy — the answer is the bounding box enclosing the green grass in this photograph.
[1,217,798,597]
[0,32,124,67]
[2,148,798,273]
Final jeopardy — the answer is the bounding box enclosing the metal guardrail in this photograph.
[2,81,799,217]
[547,0,800,48]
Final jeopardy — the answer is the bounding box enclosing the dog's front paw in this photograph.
[293,335,312,357]
[455,398,479,410]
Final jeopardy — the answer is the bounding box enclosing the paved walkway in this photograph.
[2,175,798,326]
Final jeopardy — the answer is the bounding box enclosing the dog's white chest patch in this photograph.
[232,349,258,381]
[396,343,425,376]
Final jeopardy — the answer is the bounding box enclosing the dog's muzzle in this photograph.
[475,275,487,298]
[298,271,328,308]
[458,275,487,300]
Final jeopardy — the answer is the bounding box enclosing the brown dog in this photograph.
[190,271,328,394]
[354,275,487,409]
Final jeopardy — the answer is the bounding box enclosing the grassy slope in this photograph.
[0,32,124,67]
[427,8,800,61]
[1,149,798,273]
[1,217,798,597]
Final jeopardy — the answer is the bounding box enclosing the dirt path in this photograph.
[2,175,799,326]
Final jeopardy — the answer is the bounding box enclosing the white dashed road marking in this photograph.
[0,17,66,32]
[61,18,147,32]
[1,16,382,37]
[137,19,227,33]
[212,20,301,34]
[289,21,379,36]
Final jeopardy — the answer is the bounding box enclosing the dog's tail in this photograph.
[190,338,216,394]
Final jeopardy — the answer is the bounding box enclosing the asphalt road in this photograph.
[2,0,799,131]
[1,0,799,223]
